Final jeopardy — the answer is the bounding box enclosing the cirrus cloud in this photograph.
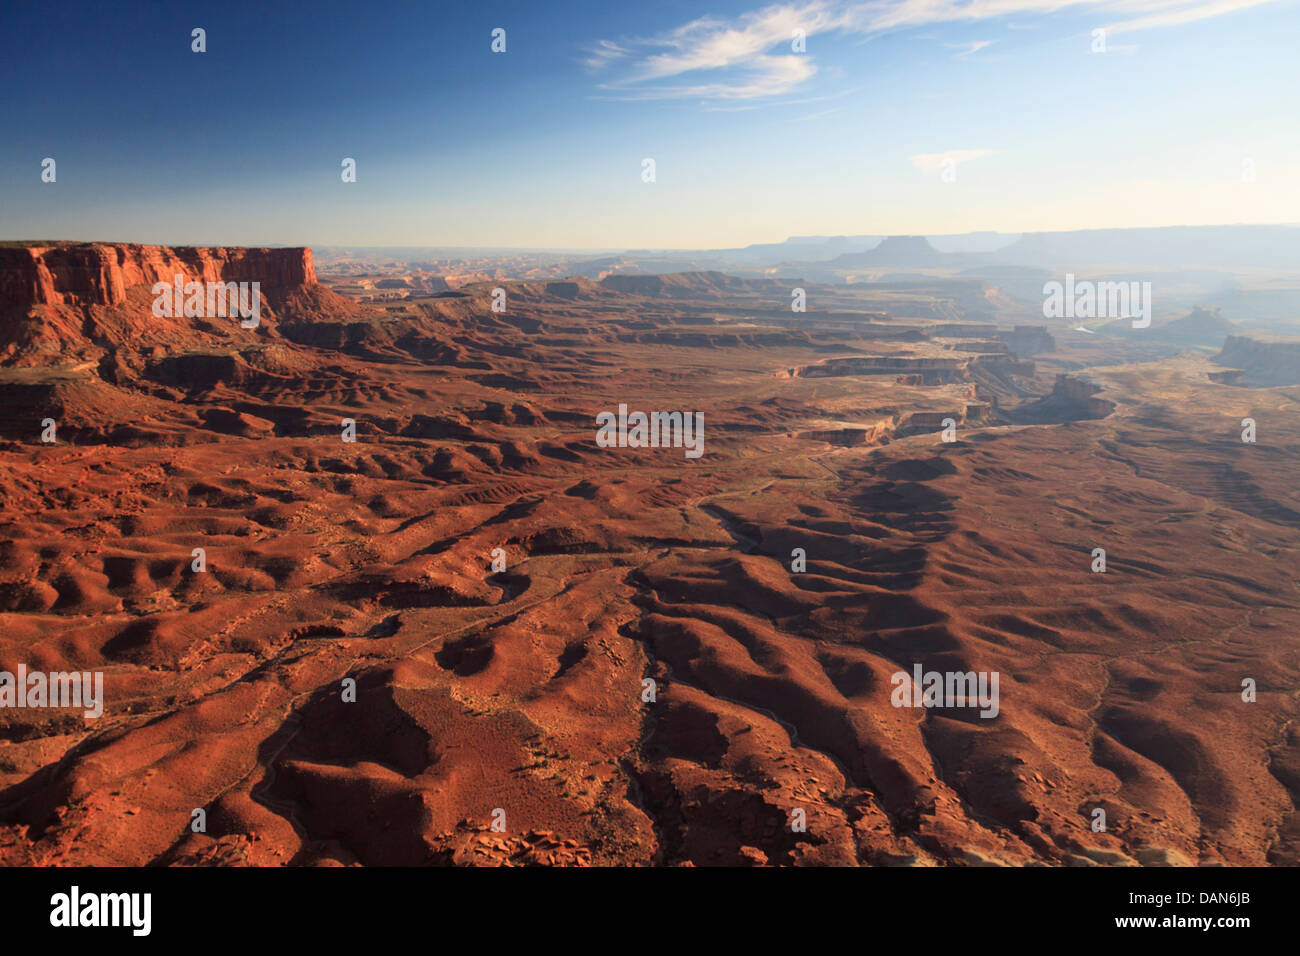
[585,0,1280,101]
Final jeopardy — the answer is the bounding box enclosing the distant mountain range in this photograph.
[734,225,1300,271]
[552,224,1300,279]
[314,224,1300,276]
[703,231,1016,263]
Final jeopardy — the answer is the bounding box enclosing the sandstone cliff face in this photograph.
[1051,373,1104,404]
[0,244,343,367]
[1010,374,1115,424]
[0,244,316,314]
[1214,335,1300,386]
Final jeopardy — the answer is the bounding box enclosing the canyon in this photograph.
[0,242,1297,868]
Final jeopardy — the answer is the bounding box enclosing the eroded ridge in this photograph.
[1,252,1297,866]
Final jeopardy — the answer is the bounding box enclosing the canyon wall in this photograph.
[1215,334,1300,386]
[0,244,351,366]
[0,243,316,314]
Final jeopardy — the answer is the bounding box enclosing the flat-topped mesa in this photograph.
[1214,334,1300,386]
[1009,373,1115,424]
[0,243,316,313]
[1051,373,1104,403]
[0,243,372,368]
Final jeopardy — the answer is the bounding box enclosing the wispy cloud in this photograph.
[583,39,628,71]
[1102,0,1276,34]
[587,2,839,100]
[586,0,1278,101]
[946,39,995,56]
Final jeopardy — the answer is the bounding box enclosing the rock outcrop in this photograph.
[831,235,943,268]
[1152,306,1235,347]
[0,243,366,366]
[1213,334,1300,386]
[0,243,316,313]
[1010,374,1115,423]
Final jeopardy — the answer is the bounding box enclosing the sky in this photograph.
[2,0,1298,249]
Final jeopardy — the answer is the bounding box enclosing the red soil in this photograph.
[0,245,1297,866]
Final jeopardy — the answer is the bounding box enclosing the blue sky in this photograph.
[2,0,1298,248]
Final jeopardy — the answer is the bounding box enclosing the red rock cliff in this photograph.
[0,244,316,313]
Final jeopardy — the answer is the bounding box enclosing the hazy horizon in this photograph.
[7,220,1300,255]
